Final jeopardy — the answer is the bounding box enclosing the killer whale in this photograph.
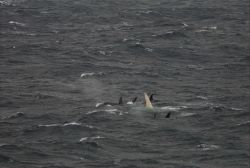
[144,93,153,109]
[144,93,171,119]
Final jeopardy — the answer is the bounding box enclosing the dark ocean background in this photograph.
[0,0,250,168]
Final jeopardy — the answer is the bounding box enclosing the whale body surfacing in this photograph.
[144,93,153,109]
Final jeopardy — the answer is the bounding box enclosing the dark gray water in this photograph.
[0,0,250,167]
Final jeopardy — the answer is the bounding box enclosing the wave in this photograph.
[79,136,104,142]
[160,106,187,111]
[8,21,26,27]
[195,26,217,33]
[196,96,208,100]
[86,109,122,115]
[152,30,186,38]
[179,112,196,117]
[236,120,250,126]
[80,72,104,78]
[38,122,94,128]
[104,109,119,114]
[197,144,219,151]
[230,107,244,111]
[86,110,99,115]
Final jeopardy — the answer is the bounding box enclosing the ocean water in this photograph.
[0,0,249,167]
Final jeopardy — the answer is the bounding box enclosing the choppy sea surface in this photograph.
[0,0,250,168]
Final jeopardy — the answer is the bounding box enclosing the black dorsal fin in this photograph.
[118,96,123,105]
[132,97,137,103]
[149,94,154,102]
[165,112,171,118]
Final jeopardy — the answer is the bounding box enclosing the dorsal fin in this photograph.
[118,96,123,105]
[165,112,171,118]
[144,93,153,109]
[149,94,154,102]
[132,97,137,103]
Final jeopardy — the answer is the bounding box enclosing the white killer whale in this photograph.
[144,93,171,119]
[144,93,153,109]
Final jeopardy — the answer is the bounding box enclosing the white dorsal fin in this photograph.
[144,93,153,109]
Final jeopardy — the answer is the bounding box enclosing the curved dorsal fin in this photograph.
[144,93,153,109]
[118,96,123,105]
[165,112,171,118]
[132,97,137,103]
[149,94,154,102]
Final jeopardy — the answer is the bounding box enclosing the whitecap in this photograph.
[79,137,88,142]
[182,22,188,28]
[166,31,174,34]
[63,122,81,126]
[38,122,92,128]
[230,107,243,111]
[197,144,219,151]
[160,106,186,111]
[85,125,94,129]
[195,26,217,33]
[104,109,118,114]
[135,42,141,45]
[80,72,95,78]
[145,47,153,52]
[79,136,104,142]
[8,21,26,27]
[80,72,103,78]
[208,26,217,30]
[237,121,250,126]
[122,38,128,42]
[195,29,209,33]
[95,103,103,107]
[126,101,133,105]
[86,110,99,114]
[105,109,118,112]
[98,51,106,55]
[179,112,196,117]
[38,124,60,127]
[196,96,208,100]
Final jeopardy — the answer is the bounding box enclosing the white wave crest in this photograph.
[38,124,60,127]
[63,122,81,126]
[179,112,196,117]
[160,106,187,111]
[95,103,103,107]
[196,96,208,100]
[86,110,99,114]
[80,72,103,78]
[8,21,26,27]
[79,136,104,142]
[104,109,119,114]
[237,121,250,126]
[197,144,219,151]
[126,101,133,105]
[230,107,243,111]
[38,122,93,128]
